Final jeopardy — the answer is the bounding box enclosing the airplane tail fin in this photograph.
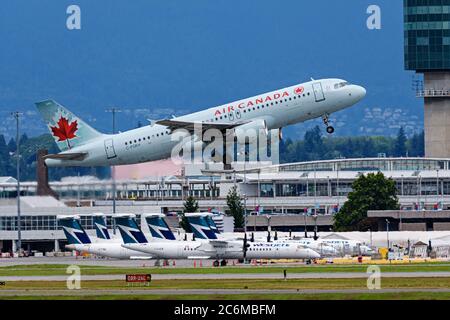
[57,215,91,244]
[115,214,148,244]
[93,213,111,240]
[35,99,103,152]
[144,214,176,240]
[205,215,220,234]
[185,213,217,240]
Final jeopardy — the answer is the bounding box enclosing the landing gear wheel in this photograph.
[213,260,220,267]
[322,114,334,134]
[220,260,227,267]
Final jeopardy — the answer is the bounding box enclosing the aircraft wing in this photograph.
[43,153,88,161]
[208,240,230,246]
[156,119,249,134]
[187,256,212,259]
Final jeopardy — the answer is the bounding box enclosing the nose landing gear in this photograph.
[322,114,334,134]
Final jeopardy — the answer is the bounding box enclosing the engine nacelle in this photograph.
[233,119,268,143]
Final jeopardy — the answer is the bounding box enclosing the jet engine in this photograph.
[233,119,268,143]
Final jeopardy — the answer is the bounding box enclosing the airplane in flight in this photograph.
[117,214,321,266]
[36,79,366,167]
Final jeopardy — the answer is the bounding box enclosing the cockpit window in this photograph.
[334,82,349,89]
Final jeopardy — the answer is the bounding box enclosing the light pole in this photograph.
[243,193,247,234]
[386,219,390,249]
[417,174,421,210]
[11,112,22,254]
[304,210,308,238]
[106,107,121,234]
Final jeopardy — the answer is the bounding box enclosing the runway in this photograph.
[0,257,208,268]
[2,271,450,282]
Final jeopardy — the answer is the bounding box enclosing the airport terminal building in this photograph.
[3,157,450,253]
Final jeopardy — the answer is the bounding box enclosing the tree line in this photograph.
[0,126,424,181]
[280,126,424,163]
[0,133,109,181]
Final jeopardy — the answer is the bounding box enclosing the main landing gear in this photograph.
[213,259,228,267]
[322,114,334,134]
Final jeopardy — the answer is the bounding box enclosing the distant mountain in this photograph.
[0,1,422,139]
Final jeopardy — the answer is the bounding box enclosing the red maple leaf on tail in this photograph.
[50,116,78,149]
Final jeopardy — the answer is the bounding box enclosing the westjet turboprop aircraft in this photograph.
[58,215,152,259]
[117,214,320,266]
[298,238,374,256]
[186,213,339,257]
[36,79,365,167]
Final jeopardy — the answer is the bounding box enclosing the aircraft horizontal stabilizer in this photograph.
[43,153,88,161]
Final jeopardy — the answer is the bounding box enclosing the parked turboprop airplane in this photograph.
[117,214,321,266]
[297,238,374,256]
[185,212,338,257]
[58,215,152,259]
[36,79,365,167]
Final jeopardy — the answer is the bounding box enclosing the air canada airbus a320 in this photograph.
[36,79,366,167]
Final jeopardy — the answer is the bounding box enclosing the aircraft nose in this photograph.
[310,249,321,259]
[65,244,76,250]
[354,85,366,101]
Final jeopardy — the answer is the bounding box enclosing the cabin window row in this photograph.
[207,92,311,122]
[125,130,170,146]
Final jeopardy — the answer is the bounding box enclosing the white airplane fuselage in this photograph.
[298,238,374,256]
[66,243,152,260]
[123,240,321,260]
[45,79,365,167]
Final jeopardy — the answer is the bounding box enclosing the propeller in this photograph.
[251,232,254,242]
[274,231,278,241]
[192,233,196,241]
[243,233,249,259]
[313,229,318,241]
[184,234,187,241]
[267,231,271,243]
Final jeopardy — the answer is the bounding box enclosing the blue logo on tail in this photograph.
[115,216,147,244]
[186,215,217,240]
[146,216,176,240]
[93,215,110,240]
[205,215,220,234]
[59,218,91,244]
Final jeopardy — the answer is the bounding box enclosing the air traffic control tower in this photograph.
[404,0,450,157]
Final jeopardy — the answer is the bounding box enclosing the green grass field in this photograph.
[1,262,450,276]
[1,277,450,290]
[3,292,450,300]
[2,262,450,300]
